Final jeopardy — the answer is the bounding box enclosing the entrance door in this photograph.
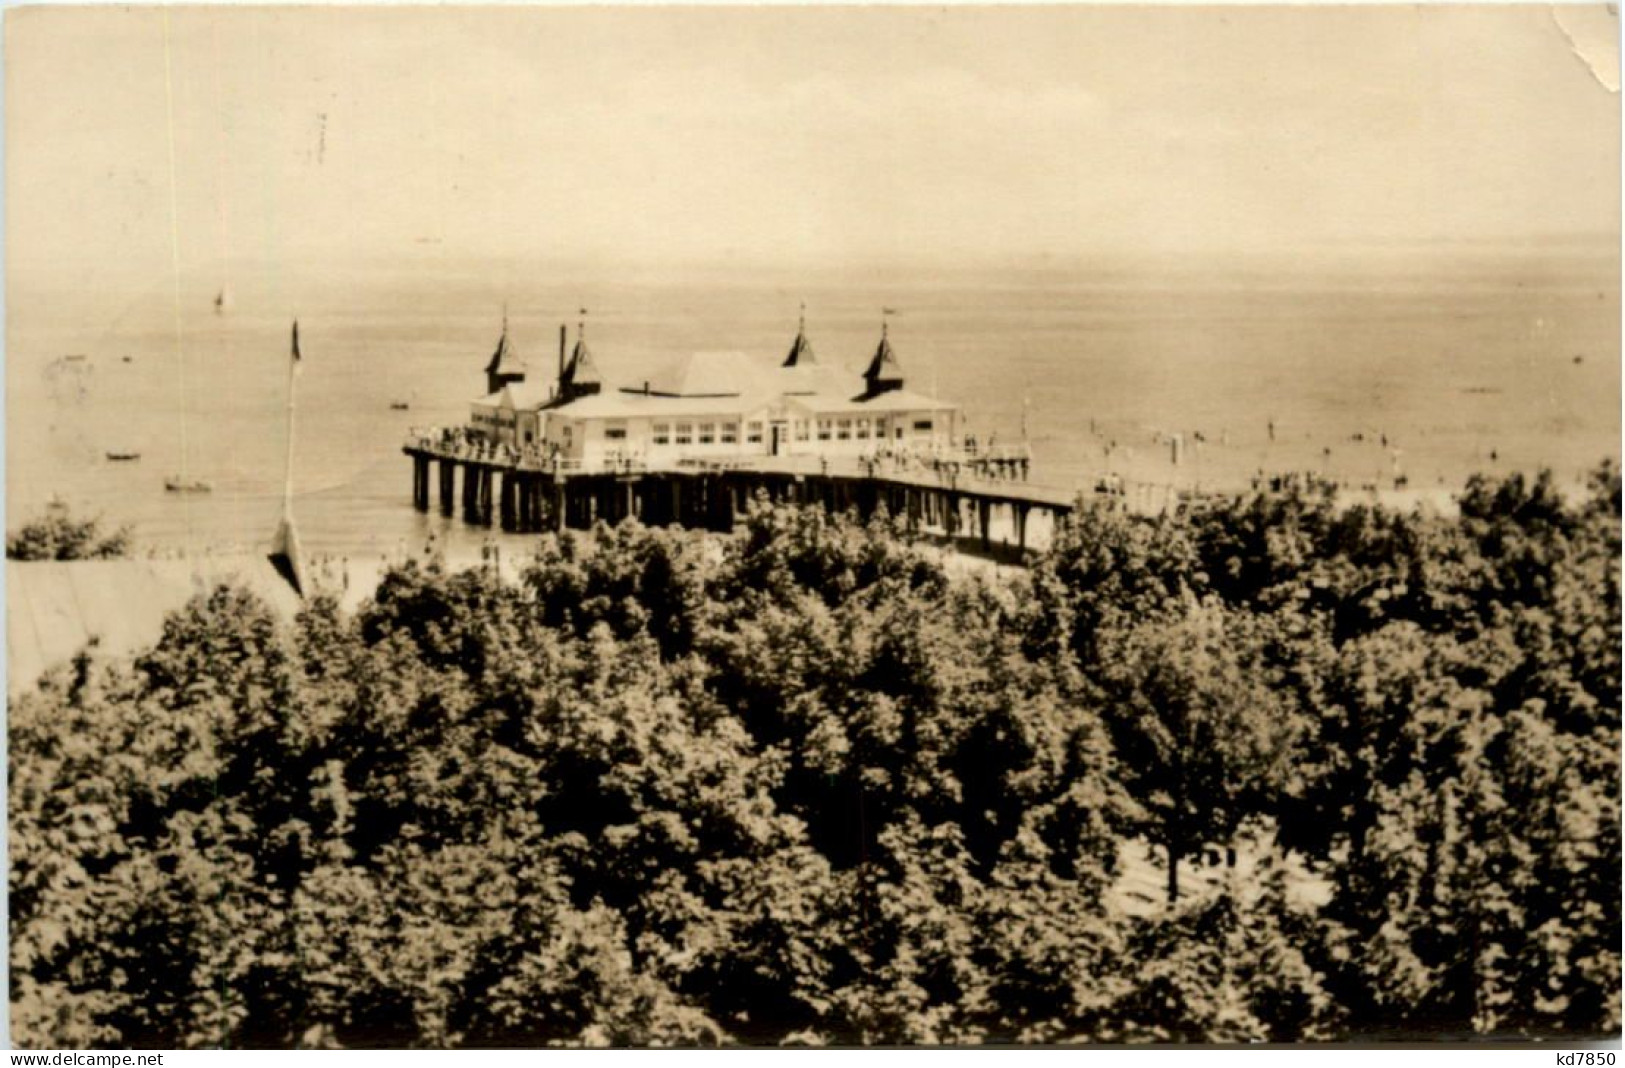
[771,424,785,456]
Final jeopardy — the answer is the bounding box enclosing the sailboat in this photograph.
[214,285,234,315]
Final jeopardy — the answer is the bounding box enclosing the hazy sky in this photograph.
[7,5,1620,290]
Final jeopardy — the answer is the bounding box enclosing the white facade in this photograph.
[540,394,958,468]
[469,382,553,448]
[470,339,961,468]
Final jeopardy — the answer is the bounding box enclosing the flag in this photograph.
[292,319,302,363]
[882,307,898,316]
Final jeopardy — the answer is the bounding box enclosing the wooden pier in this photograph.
[403,437,1083,554]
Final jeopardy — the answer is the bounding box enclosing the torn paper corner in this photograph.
[1551,4,1621,93]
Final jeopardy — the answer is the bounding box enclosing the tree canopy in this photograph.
[10,467,1620,1046]
[7,501,131,561]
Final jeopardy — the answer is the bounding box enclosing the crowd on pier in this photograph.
[407,426,1031,482]
[409,427,582,472]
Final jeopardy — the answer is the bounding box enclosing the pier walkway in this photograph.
[402,429,1103,553]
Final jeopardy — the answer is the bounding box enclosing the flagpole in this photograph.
[284,320,300,521]
[270,319,307,597]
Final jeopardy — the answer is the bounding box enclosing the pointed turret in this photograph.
[484,310,527,395]
[557,321,603,402]
[783,303,816,367]
[862,319,904,395]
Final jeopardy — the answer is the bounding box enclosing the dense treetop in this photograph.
[7,501,131,561]
[10,466,1620,1046]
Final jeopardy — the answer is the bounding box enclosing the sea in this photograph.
[7,248,1619,564]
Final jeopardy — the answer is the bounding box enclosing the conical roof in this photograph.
[863,330,904,387]
[559,337,603,393]
[485,321,526,378]
[781,304,819,368]
[782,322,816,367]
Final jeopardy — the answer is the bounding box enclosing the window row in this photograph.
[632,416,935,446]
[648,422,751,445]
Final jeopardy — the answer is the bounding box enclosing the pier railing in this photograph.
[404,428,1025,482]
[404,427,1448,541]
[403,427,1208,511]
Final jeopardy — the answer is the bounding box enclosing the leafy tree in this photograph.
[1093,861,1338,1042]
[1027,501,1203,668]
[1093,599,1303,902]
[7,500,131,560]
[1320,702,1620,1037]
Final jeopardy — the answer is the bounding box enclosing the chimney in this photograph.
[558,324,567,378]
[643,380,650,395]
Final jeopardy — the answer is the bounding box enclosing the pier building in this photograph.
[408,310,1056,552]
[467,316,960,466]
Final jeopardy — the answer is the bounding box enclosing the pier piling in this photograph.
[478,468,494,526]
[404,442,1071,557]
[439,460,456,517]
[411,456,430,512]
[499,472,516,532]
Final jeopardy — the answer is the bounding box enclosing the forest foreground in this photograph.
[9,467,1621,1046]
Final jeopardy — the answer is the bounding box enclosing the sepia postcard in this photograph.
[4,3,1620,1053]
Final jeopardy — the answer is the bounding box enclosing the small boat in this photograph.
[121,355,134,364]
[105,451,142,462]
[164,477,212,494]
[389,401,411,411]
